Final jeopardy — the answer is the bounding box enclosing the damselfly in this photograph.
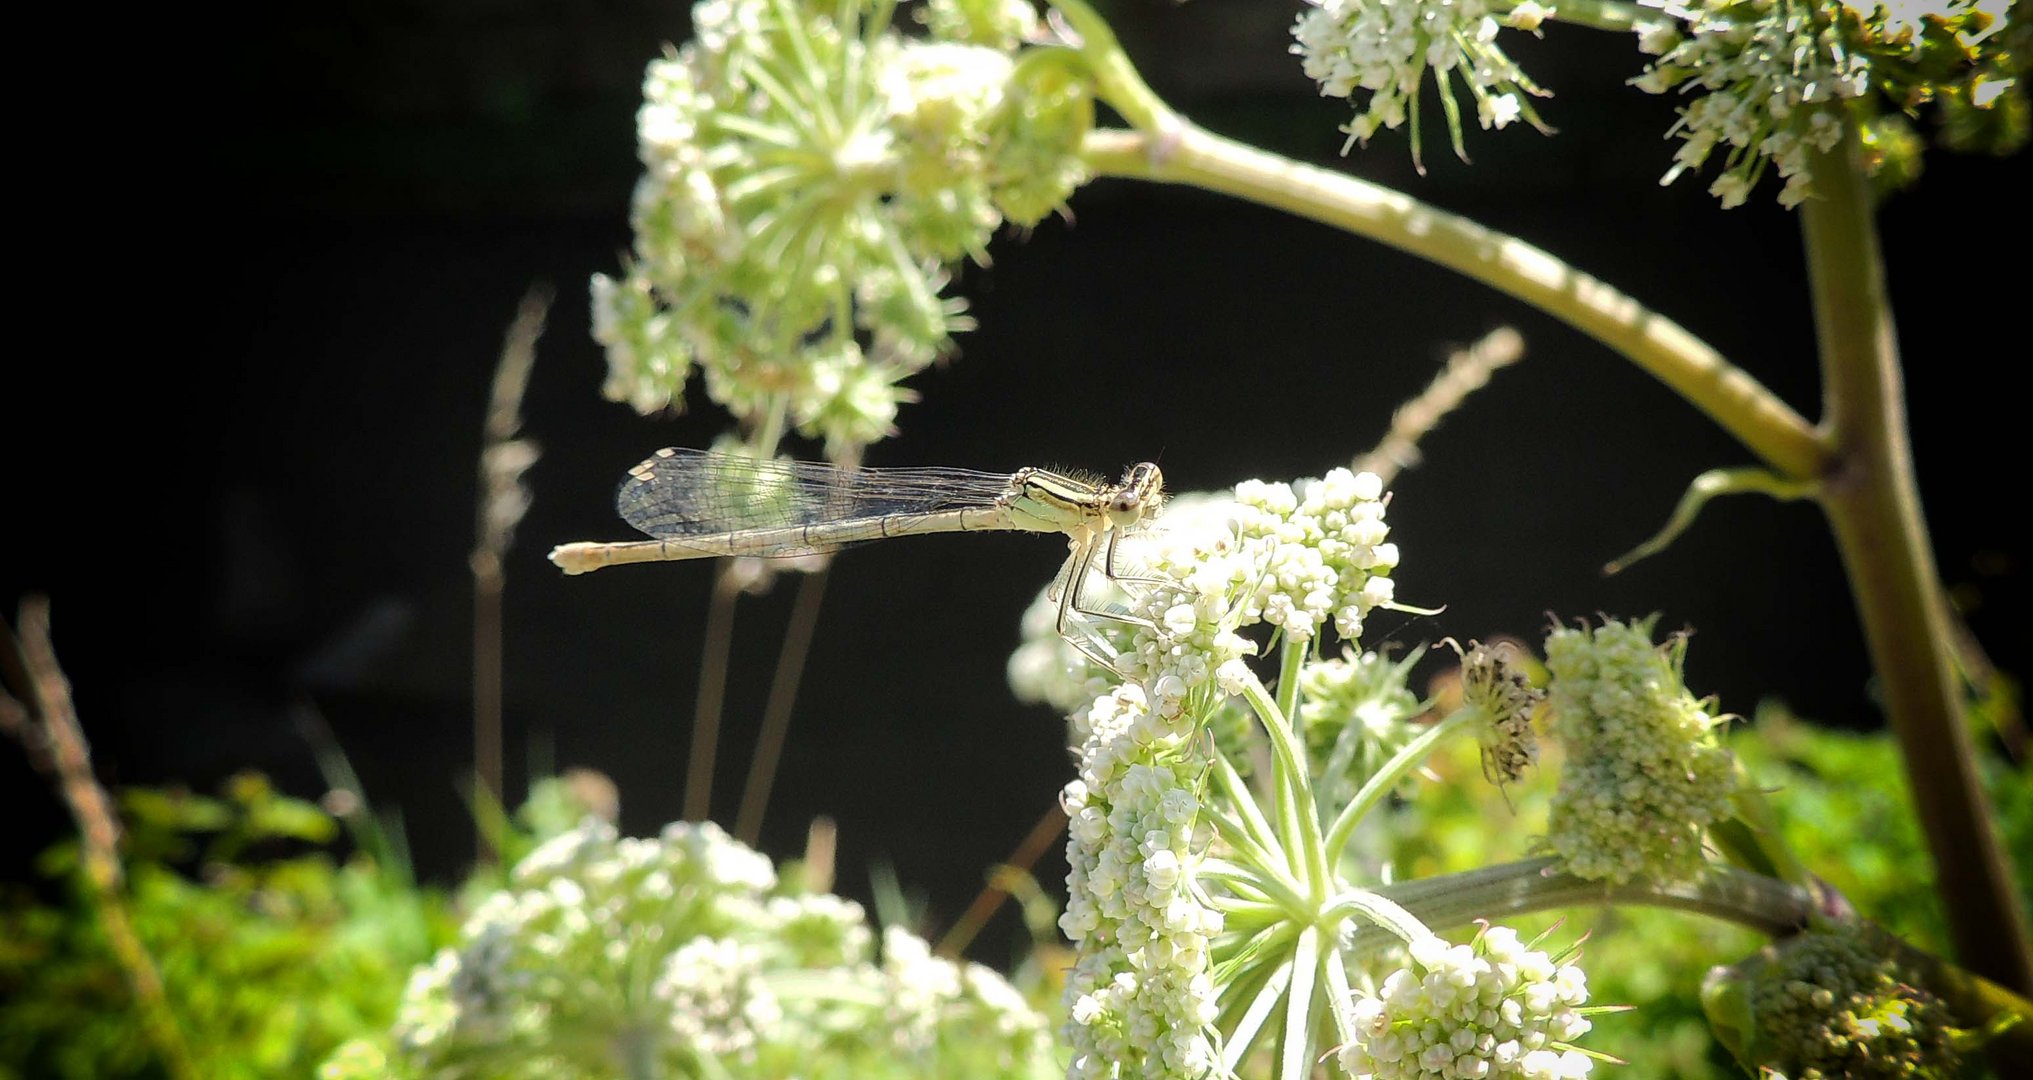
[550,448,1166,666]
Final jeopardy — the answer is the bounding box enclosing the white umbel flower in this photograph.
[1293,0,1547,164]
[1634,0,1870,208]
[347,818,1053,1078]
[1338,927,1595,1080]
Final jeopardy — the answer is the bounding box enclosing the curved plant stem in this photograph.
[1241,671,1331,898]
[1081,124,1827,481]
[1323,702,1487,862]
[1350,858,1814,960]
[1801,121,2033,995]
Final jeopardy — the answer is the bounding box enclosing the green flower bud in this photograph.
[1542,617,1736,885]
[1702,924,1965,1079]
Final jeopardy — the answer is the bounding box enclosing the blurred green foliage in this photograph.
[0,773,456,1080]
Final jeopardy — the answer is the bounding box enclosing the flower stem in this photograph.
[1081,124,1826,480]
[1323,703,1487,864]
[1346,858,1814,961]
[1280,926,1322,1080]
[1051,0,1176,136]
[1210,745,1289,865]
[1801,118,2033,995]
[1322,886,1440,947]
[1240,671,1332,899]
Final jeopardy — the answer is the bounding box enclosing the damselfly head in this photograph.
[1108,462,1165,526]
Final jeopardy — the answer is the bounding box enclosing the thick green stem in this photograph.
[1802,120,2033,995]
[1082,125,1826,480]
[1348,858,1814,961]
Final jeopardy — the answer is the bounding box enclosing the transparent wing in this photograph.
[616,448,1019,552]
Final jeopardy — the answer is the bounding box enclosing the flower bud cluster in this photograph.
[1633,0,1869,208]
[1338,927,1595,1080]
[1735,927,1961,1079]
[327,819,1050,1079]
[1637,0,2028,205]
[1052,470,1401,1078]
[1292,0,1545,160]
[1059,686,1224,1078]
[881,925,1051,1063]
[1231,469,1399,643]
[593,0,1086,458]
[1542,618,1736,885]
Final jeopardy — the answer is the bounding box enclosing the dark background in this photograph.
[7,1,2025,963]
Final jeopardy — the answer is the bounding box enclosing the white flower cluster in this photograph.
[1339,928,1595,1080]
[658,937,782,1056]
[1542,618,1736,885]
[1051,470,1400,1079]
[332,819,1052,1079]
[880,925,1052,1061]
[1059,686,1224,1078]
[594,0,1087,458]
[1231,469,1399,643]
[1634,0,1870,208]
[1292,0,1541,156]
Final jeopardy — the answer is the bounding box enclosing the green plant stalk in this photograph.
[1202,857,1311,915]
[1323,946,1358,1048]
[1224,956,1293,1073]
[1323,702,1488,862]
[1275,631,1307,724]
[1323,886,1441,947]
[1210,745,1291,867]
[1354,858,1813,958]
[1801,119,2033,996]
[1240,671,1332,900]
[1281,926,1323,1080]
[1080,124,1826,481]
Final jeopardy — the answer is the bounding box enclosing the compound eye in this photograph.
[1111,492,1140,515]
